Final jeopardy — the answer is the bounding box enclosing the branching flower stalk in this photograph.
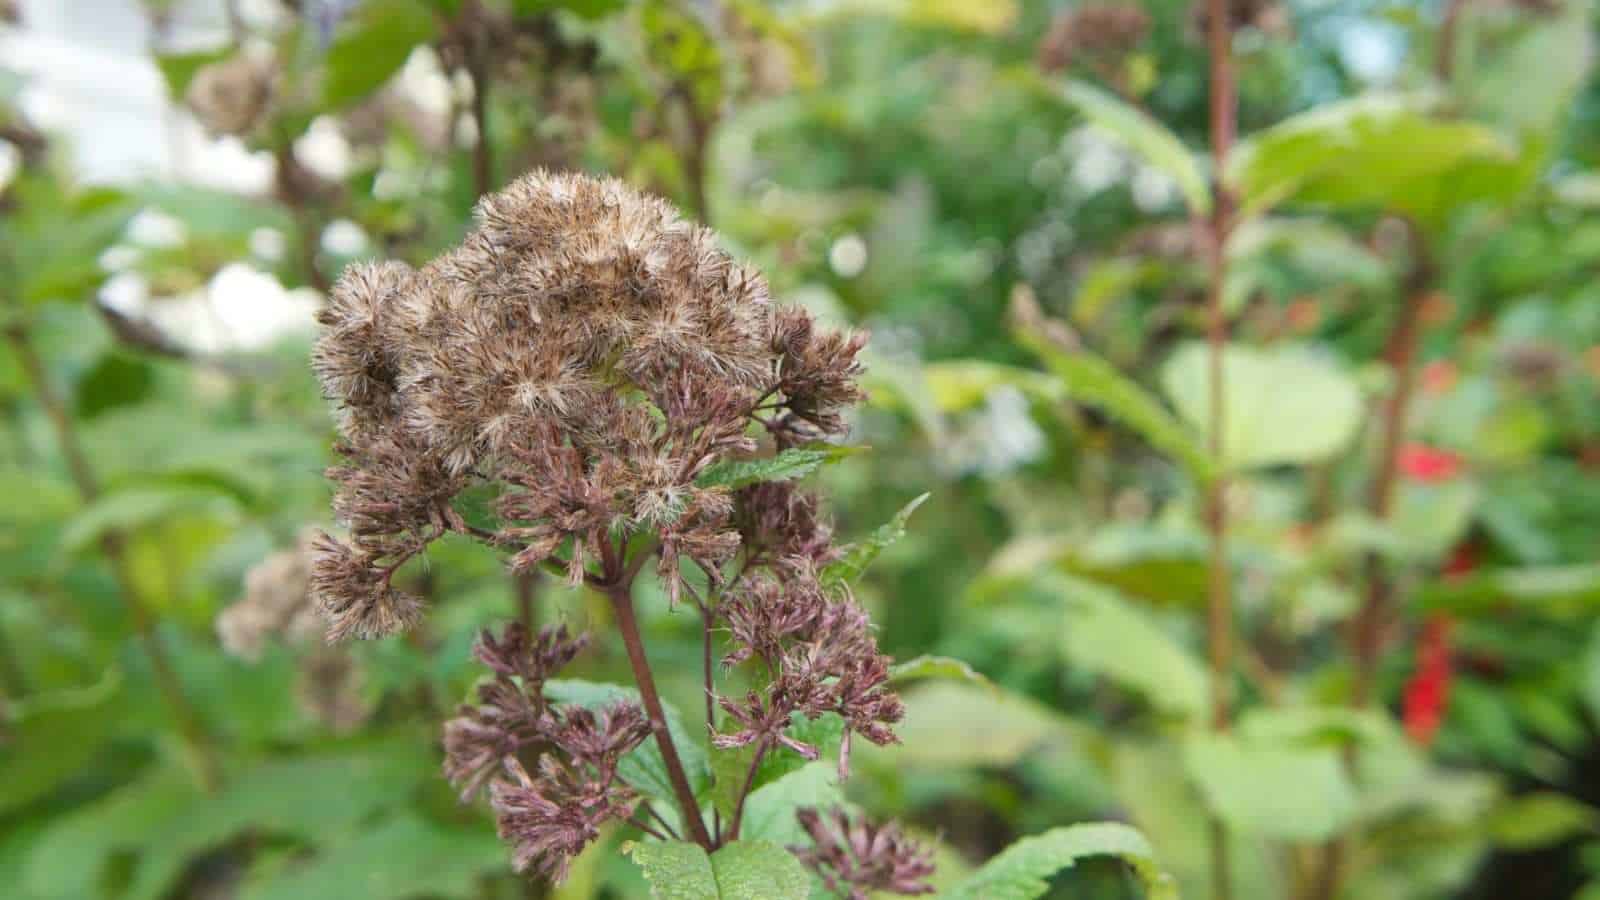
[310,170,925,892]
[1202,0,1238,897]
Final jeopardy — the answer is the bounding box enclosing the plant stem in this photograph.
[1203,0,1237,896]
[724,735,771,846]
[515,570,539,631]
[1305,230,1434,900]
[466,0,494,198]
[3,318,220,790]
[1352,236,1433,708]
[604,580,713,848]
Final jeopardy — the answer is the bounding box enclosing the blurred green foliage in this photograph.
[5,0,1600,898]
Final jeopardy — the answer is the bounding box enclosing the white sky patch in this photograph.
[321,218,368,257]
[295,115,352,181]
[828,233,868,278]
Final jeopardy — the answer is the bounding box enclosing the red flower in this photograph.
[1403,615,1453,746]
[1398,444,1463,483]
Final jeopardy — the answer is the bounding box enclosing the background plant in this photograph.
[5,0,1600,899]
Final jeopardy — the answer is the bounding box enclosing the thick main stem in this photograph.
[4,320,219,790]
[605,582,713,848]
[1203,0,1237,896]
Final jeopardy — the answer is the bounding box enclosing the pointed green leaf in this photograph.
[944,822,1176,900]
[696,444,856,490]
[1050,575,1206,719]
[819,492,929,589]
[889,655,993,689]
[1057,80,1211,216]
[1017,331,1213,483]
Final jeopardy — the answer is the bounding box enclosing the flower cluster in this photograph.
[791,808,935,900]
[309,169,865,638]
[1038,4,1151,73]
[215,530,370,732]
[443,622,650,882]
[714,565,904,774]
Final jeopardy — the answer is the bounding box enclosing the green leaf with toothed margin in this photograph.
[819,492,930,590]
[695,444,857,491]
[625,838,810,899]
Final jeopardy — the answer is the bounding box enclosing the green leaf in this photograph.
[59,484,241,554]
[1184,733,1357,841]
[241,815,506,900]
[889,654,993,689]
[819,492,929,589]
[154,47,232,98]
[892,682,1064,767]
[27,743,433,900]
[944,822,1176,900]
[75,351,155,419]
[1225,95,1528,227]
[629,840,718,899]
[739,762,843,846]
[546,679,710,802]
[1017,331,1213,483]
[1160,341,1362,472]
[512,0,626,18]
[1486,792,1598,850]
[708,840,811,899]
[1056,80,1210,216]
[695,444,855,490]
[1050,575,1206,719]
[627,839,809,899]
[1420,563,1600,618]
[919,360,1066,412]
[323,0,437,108]
[711,715,843,822]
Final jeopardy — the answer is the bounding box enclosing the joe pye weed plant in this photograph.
[306,169,1175,898]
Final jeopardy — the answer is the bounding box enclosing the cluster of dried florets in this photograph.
[185,52,278,138]
[312,170,920,891]
[1038,4,1151,73]
[715,563,904,775]
[443,623,651,882]
[309,169,863,640]
[791,808,936,900]
[216,531,370,732]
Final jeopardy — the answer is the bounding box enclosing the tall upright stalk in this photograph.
[2,312,220,790]
[1202,0,1238,897]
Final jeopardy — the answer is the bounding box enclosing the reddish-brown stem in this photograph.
[1351,238,1433,708]
[465,0,493,198]
[515,570,539,631]
[604,579,713,848]
[1307,232,1434,900]
[724,735,771,846]
[1203,0,1237,896]
[3,319,220,790]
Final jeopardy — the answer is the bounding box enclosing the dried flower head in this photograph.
[185,53,277,137]
[443,622,649,882]
[310,170,867,639]
[216,532,321,661]
[791,808,935,899]
[1039,4,1152,72]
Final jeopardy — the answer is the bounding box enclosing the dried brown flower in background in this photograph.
[185,53,277,138]
[791,807,935,899]
[1039,4,1152,73]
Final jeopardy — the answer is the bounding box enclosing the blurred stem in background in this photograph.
[1203,0,1237,896]
[1,293,221,792]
